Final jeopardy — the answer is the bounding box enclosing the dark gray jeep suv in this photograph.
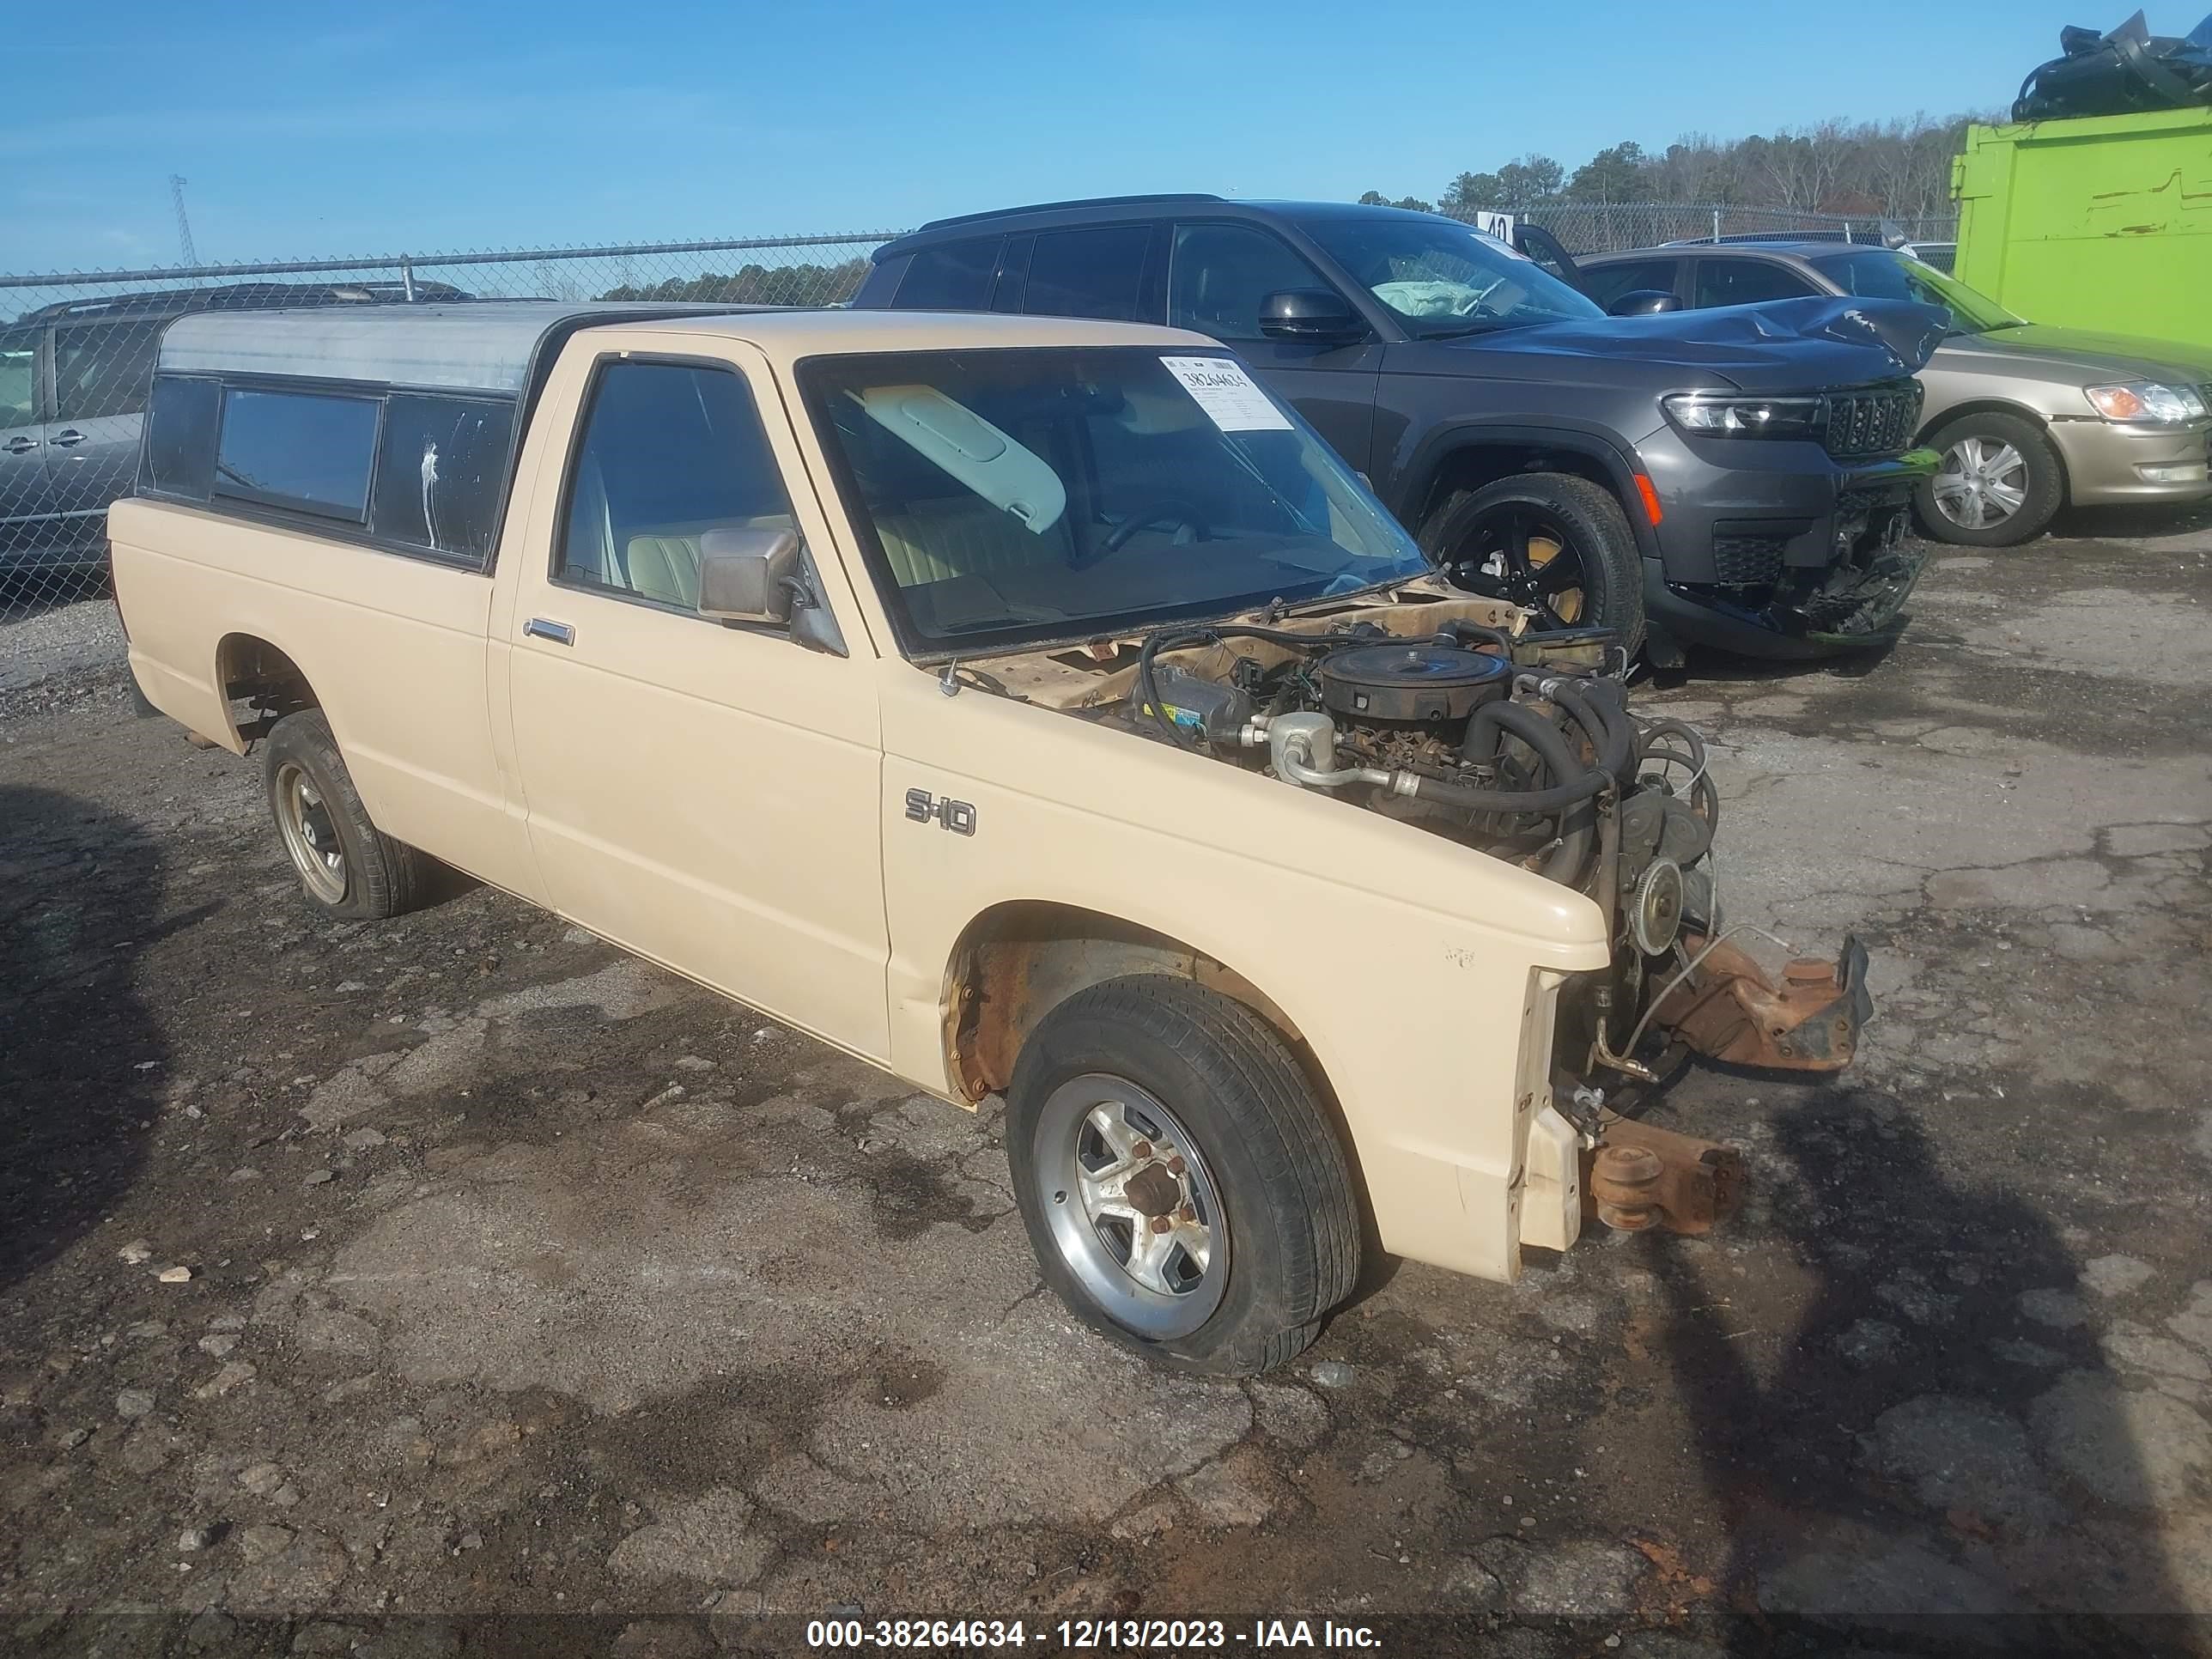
[853,197,1945,661]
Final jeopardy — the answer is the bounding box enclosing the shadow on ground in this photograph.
[0,784,168,1293]
[1653,1091,2190,1655]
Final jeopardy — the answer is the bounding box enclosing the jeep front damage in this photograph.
[986,584,1869,1237]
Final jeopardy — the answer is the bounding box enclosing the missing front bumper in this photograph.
[1586,1115,1744,1236]
[1652,933,1872,1072]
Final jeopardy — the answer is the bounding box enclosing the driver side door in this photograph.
[500,341,891,1061]
[1167,220,1382,477]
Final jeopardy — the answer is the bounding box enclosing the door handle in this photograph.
[1,436,35,455]
[49,428,87,448]
[523,617,574,646]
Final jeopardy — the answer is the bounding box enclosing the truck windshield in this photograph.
[800,347,1429,655]
[1808,249,2021,335]
[1297,215,1604,337]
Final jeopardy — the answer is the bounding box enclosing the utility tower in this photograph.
[169,175,198,266]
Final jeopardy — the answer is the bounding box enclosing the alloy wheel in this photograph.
[1032,1075,1229,1340]
[1454,507,1589,629]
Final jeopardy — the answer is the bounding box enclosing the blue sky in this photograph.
[6,0,2067,272]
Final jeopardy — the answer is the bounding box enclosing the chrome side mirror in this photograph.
[696,524,848,656]
[697,526,801,624]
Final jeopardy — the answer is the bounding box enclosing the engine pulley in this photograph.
[1630,857,1686,957]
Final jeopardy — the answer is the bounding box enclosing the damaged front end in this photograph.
[1000,585,1873,1242]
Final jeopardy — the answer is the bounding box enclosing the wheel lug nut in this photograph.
[1166,1156,1187,1176]
[1150,1215,1173,1235]
[1178,1203,1195,1222]
[1131,1139,1153,1160]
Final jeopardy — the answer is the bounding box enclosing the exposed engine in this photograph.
[1113,612,1865,1101]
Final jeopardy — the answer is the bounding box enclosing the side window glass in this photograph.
[1022,226,1152,323]
[894,238,1002,310]
[54,321,162,422]
[1168,223,1333,342]
[142,376,221,500]
[368,395,516,563]
[556,361,796,613]
[1581,259,1677,309]
[1694,259,1817,308]
[215,387,379,520]
[0,329,38,428]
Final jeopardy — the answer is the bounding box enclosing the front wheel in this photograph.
[1423,472,1647,658]
[1006,975,1361,1376]
[1915,411,2063,546]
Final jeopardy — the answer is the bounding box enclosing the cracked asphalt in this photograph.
[3,507,2209,1657]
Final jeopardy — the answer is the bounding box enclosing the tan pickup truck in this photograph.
[112,301,1869,1375]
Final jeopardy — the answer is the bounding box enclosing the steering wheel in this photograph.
[1099,500,1212,556]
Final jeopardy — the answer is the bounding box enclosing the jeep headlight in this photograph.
[1661,392,1824,438]
[2085,382,2208,425]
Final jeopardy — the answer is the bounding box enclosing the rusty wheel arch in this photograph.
[939,902,1310,1104]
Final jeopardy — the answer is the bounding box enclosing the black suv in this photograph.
[853,197,1942,661]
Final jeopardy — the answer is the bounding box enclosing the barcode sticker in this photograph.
[1159,356,1293,432]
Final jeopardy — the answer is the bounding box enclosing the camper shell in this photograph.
[141,302,765,568]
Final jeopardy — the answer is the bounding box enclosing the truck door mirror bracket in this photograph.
[697,526,802,624]
[696,526,848,656]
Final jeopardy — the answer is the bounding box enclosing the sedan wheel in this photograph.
[1913,411,2063,548]
[1932,436,2028,532]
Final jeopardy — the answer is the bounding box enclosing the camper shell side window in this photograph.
[138,371,519,568]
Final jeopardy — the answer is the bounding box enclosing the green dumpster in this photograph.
[1952,106,2211,350]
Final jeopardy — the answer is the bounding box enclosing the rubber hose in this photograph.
[1433,621,1516,658]
[1448,699,1601,882]
[1638,717,1706,771]
[1547,680,1635,784]
[1401,765,1611,817]
[1634,717,1720,833]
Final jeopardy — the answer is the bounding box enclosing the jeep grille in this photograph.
[1822,382,1923,459]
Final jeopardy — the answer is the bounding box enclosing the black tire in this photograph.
[1005,975,1360,1376]
[1914,411,2064,547]
[1421,472,1647,658]
[262,709,432,921]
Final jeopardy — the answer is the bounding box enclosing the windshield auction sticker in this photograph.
[1160,356,1293,432]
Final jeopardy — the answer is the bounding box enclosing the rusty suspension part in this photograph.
[1585,1115,1743,1236]
[1647,933,1871,1073]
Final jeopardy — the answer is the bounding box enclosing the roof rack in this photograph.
[917,193,1224,232]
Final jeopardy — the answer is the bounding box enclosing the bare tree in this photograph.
[1365,110,1999,223]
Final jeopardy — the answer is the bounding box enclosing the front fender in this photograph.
[876,662,1607,1283]
[1389,419,1662,562]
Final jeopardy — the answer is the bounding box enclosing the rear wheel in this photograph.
[1006,975,1360,1376]
[1423,472,1647,657]
[263,710,434,921]
[1916,411,2063,547]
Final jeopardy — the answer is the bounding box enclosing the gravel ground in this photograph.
[2,514,2210,1657]
[0,589,124,702]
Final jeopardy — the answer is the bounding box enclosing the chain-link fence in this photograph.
[0,232,894,622]
[1455,201,1958,254]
